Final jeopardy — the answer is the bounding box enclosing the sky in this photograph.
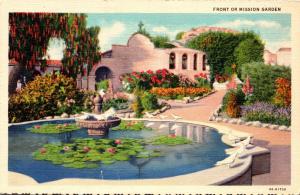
[47,13,290,59]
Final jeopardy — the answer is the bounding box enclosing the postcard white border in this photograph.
[0,0,300,194]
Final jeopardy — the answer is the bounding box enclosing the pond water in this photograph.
[9,120,229,183]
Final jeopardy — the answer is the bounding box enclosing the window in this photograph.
[193,54,197,70]
[169,52,176,69]
[182,54,187,70]
[202,55,206,71]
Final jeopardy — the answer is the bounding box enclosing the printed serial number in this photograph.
[269,187,287,191]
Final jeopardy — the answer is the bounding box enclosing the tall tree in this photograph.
[234,38,264,76]
[9,13,101,78]
[151,35,172,48]
[175,31,184,40]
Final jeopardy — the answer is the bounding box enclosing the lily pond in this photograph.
[9,119,229,183]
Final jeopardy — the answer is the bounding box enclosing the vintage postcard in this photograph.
[0,0,300,194]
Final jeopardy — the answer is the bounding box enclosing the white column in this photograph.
[175,52,181,71]
[76,74,82,89]
[186,125,194,140]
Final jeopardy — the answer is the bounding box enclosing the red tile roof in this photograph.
[9,59,18,65]
[46,60,62,66]
[9,59,62,67]
[278,48,291,52]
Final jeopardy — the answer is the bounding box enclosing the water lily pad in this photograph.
[101,159,115,164]
[149,135,192,146]
[32,137,161,169]
[28,123,80,134]
[112,121,152,131]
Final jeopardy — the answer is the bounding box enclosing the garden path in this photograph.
[160,90,291,185]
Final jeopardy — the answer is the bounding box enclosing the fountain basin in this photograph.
[76,117,121,135]
[8,118,270,185]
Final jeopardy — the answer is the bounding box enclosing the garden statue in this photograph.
[93,94,103,114]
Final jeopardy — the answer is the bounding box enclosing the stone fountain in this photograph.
[76,93,121,136]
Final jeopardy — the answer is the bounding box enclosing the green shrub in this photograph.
[234,38,264,77]
[222,88,245,117]
[141,92,159,111]
[241,62,291,102]
[131,90,144,118]
[243,112,290,126]
[96,79,109,92]
[102,98,129,111]
[187,31,264,83]
[9,74,94,123]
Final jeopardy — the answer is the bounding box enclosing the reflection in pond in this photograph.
[60,132,73,143]
[129,156,153,178]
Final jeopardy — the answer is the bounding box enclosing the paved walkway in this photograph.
[161,90,291,185]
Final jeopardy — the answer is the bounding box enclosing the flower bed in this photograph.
[241,102,291,126]
[218,74,291,127]
[120,69,180,92]
[150,87,211,99]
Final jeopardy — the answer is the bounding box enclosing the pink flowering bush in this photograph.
[242,76,254,96]
[178,74,197,87]
[226,77,238,90]
[194,72,210,88]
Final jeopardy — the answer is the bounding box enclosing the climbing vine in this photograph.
[9,13,101,78]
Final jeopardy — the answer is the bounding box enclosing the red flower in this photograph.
[34,125,41,129]
[114,139,122,145]
[194,72,207,80]
[168,134,176,138]
[242,75,254,96]
[151,75,158,84]
[40,147,47,154]
[107,147,116,154]
[161,69,168,77]
[146,70,153,75]
[83,146,91,153]
[127,77,133,82]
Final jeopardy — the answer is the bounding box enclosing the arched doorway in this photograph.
[169,52,176,69]
[95,66,113,82]
[202,55,207,71]
[182,54,188,70]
